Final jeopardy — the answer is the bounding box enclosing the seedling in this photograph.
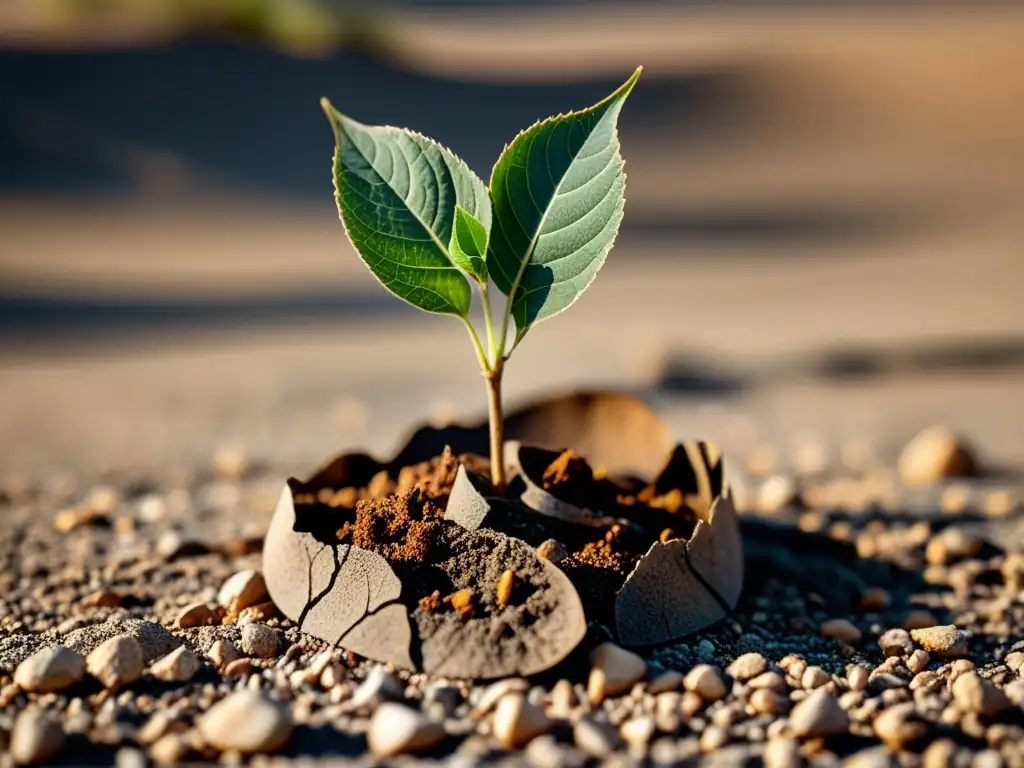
[321,67,641,490]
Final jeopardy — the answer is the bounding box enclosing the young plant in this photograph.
[321,67,641,491]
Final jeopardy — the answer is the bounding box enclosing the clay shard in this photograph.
[444,465,492,531]
[615,441,743,646]
[508,442,620,527]
[263,482,414,670]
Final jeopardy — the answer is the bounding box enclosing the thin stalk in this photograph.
[480,282,499,366]
[462,318,491,374]
[484,360,506,491]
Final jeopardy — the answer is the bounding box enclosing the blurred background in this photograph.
[2,0,1023,486]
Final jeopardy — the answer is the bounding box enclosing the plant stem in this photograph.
[462,318,490,374]
[484,360,506,492]
[480,282,498,366]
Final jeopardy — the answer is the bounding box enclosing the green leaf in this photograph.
[322,100,491,317]
[488,67,641,344]
[448,205,489,281]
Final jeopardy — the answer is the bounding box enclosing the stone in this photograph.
[699,724,729,752]
[910,625,969,658]
[801,666,831,690]
[150,646,202,682]
[208,639,242,669]
[587,643,646,703]
[907,649,931,674]
[351,665,405,711]
[493,692,552,749]
[218,570,269,613]
[748,671,786,690]
[683,664,727,701]
[873,702,927,750]
[223,657,253,679]
[763,738,801,768]
[903,610,939,631]
[879,628,913,657]
[10,708,65,765]
[535,539,568,566]
[952,672,1012,716]
[922,739,958,768]
[115,747,148,768]
[898,426,978,486]
[86,636,144,690]
[848,666,870,692]
[750,688,788,716]
[859,588,891,612]
[821,618,862,644]
[726,653,767,681]
[198,691,292,754]
[149,734,190,765]
[620,715,655,754]
[423,683,462,719]
[573,716,623,758]
[367,702,445,757]
[176,603,217,629]
[647,670,683,694]
[84,590,123,608]
[789,688,849,738]
[240,623,279,658]
[14,646,85,693]
[926,528,982,566]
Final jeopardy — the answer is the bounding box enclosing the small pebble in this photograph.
[217,570,269,613]
[14,646,85,693]
[574,716,622,757]
[647,670,683,694]
[492,693,552,749]
[620,715,655,754]
[910,625,969,658]
[801,666,831,690]
[208,639,242,669]
[240,623,279,658]
[351,666,404,710]
[749,688,788,716]
[198,690,292,753]
[898,425,978,486]
[763,737,801,768]
[176,602,217,629]
[535,539,567,565]
[726,653,767,681]
[859,588,891,612]
[699,724,729,752]
[821,618,862,644]
[683,664,726,701]
[367,702,445,757]
[86,636,144,690]
[10,708,65,765]
[873,701,927,750]
[150,646,202,682]
[952,672,1012,716]
[848,666,870,692]
[907,649,931,674]
[588,643,646,703]
[789,688,849,738]
[879,628,913,657]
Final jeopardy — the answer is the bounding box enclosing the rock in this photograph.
[223,657,253,679]
[903,611,939,631]
[699,724,729,752]
[177,603,217,629]
[898,426,978,486]
[198,691,292,754]
[1005,651,1024,674]
[647,670,683,694]
[84,590,122,608]
[620,715,655,754]
[423,683,462,718]
[493,692,552,748]
[789,688,849,738]
[351,665,405,711]
[535,539,568,566]
[922,739,958,768]
[61,617,178,663]
[952,672,1012,716]
[750,688,789,716]
[763,738,801,768]
[86,636,144,690]
[367,702,445,757]
[873,702,927,750]
[240,623,279,658]
[149,733,190,765]
[879,628,913,657]
[859,588,891,612]
[208,639,242,669]
[749,671,786,690]
[587,643,646,703]
[150,646,202,682]
[801,666,831,690]
[156,530,208,560]
[848,666,870,692]
[910,625,969,658]
[726,653,767,681]
[821,618,862,644]
[218,570,269,613]
[115,747,148,768]
[10,708,65,765]
[907,649,931,674]
[14,646,85,693]
[683,664,727,701]
[574,716,623,758]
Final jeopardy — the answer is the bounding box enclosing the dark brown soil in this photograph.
[294,444,704,634]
